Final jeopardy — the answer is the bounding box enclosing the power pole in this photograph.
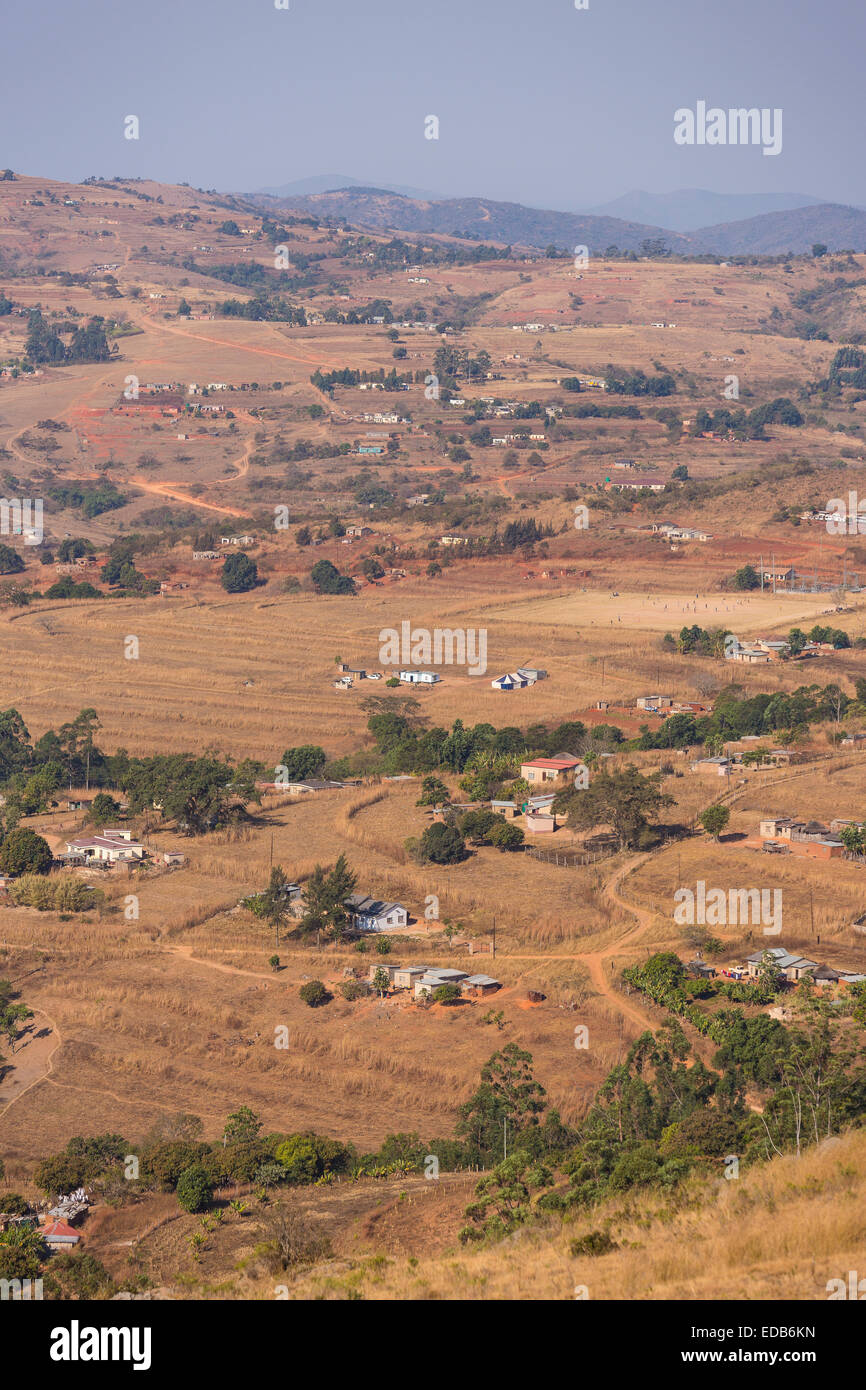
[492,916,496,957]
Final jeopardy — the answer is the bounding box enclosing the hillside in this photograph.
[588,188,825,233]
[246,185,696,254]
[696,202,866,256]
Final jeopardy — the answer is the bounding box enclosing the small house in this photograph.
[40,1220,80,1250]
[459,974,501,997]
[520,754,582,786]
[345,894,408,932]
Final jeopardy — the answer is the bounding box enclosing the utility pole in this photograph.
[492,915,496,958]
[503,1117,507,1161]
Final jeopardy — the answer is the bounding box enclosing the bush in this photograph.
[569,1230,619,1257]
[340,979,369,1001]
[176,1164,212,1213]
[299,979,331,1008]
[433,983,461,1005]
[8,874,98,911]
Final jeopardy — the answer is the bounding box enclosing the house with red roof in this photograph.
[519,753,583,787]
[41,1220,80,1250]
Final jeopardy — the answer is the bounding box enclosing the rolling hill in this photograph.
[247,184,866,258]
[245,185,697,255]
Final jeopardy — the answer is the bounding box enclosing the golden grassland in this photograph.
[277,1128,866,1302]
[2,579,864,762]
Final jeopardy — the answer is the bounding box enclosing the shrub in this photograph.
[176,1164,212,1213]
[569,1230,619,1257]
[299,979,331,1008]
[340,979,369,1001]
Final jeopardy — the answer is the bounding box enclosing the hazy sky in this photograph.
[3,0,863,207]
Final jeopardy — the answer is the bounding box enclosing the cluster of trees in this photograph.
[0,707,261,838]
[636,682,855,752]
[605,369,675,397]
[46,481,127,519]
[666,624,730,656]
[310,559,354,595]
[218,297,307,324]
[336,235,510,271]
[553,765,673,850]
[25,310,111,365]
[310,366,411,393]
[692,397,803,440]
[788,624,851,652]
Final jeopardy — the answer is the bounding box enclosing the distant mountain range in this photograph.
[245,183,866,257]
[584,188,827,233]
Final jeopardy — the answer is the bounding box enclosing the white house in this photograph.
[345,894,408,932]
[399,670,440,685]
[64,831,145,864]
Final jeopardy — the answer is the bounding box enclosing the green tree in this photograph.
[310,559,355,595]
[554,765,673,850]
[220,552,258,593]
[489,821,525,852]
[0,544,25,575]
[372,966,390,997]
[433,982,461,1005]
[732,564,760,591]
[699,804,730,840]
[222,1106,262,1146]
[417,822,468,864]
[89,792,120,826]
[0,828,53,875]
[279,745,327,781]
[298,854,357,942]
